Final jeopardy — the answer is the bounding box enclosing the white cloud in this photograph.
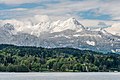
[1,0,120,20]
[31,0,120,21]
[79,19,117,28]
[96,1,120,20]
[0,0,39,5]
[0,0,120,28]
[105,23,120,36]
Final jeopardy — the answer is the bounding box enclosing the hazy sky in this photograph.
[0,0,120,27]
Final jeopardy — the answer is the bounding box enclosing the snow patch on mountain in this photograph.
[50,34,70,39]
[86,41,96,46]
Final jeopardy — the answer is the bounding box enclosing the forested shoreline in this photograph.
[0,44,120,72]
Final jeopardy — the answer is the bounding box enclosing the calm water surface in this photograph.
[0,72,120,80]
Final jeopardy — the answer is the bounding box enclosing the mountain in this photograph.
[51,18,85,33]
[0,15,120,53]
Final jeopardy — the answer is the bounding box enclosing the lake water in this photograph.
[0,72,120,80]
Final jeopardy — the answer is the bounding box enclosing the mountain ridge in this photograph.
[0,16,120,53]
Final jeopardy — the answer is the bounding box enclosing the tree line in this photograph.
[0,44,120,72]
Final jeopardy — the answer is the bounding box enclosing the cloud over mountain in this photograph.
[105,23,120,36]
[0,0,120,29]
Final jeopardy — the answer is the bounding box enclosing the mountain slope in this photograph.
[0,16,120,53]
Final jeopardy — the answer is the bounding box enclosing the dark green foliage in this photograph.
[0,44,120,72]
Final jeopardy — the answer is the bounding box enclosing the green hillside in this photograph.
[0,44,120,72]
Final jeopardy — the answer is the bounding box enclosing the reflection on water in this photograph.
[0,72,120,80]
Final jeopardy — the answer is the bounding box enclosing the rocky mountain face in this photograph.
[0,16,120,53]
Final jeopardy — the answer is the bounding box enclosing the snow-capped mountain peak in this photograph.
[41,17,85,33]
[0,15,120,53]
[52,18,85,33]
[63,17,85,28]
[66,17,81,25]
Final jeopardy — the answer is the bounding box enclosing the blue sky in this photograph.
[0,0,120,27]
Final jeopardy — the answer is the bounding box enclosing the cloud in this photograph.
[1,0,120,19]
[0,0,61,5]
[0,0,39,5]
[79,19,116,28]
[0,0,120,28]
[29,0,120,21]
[105,23,120,35]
